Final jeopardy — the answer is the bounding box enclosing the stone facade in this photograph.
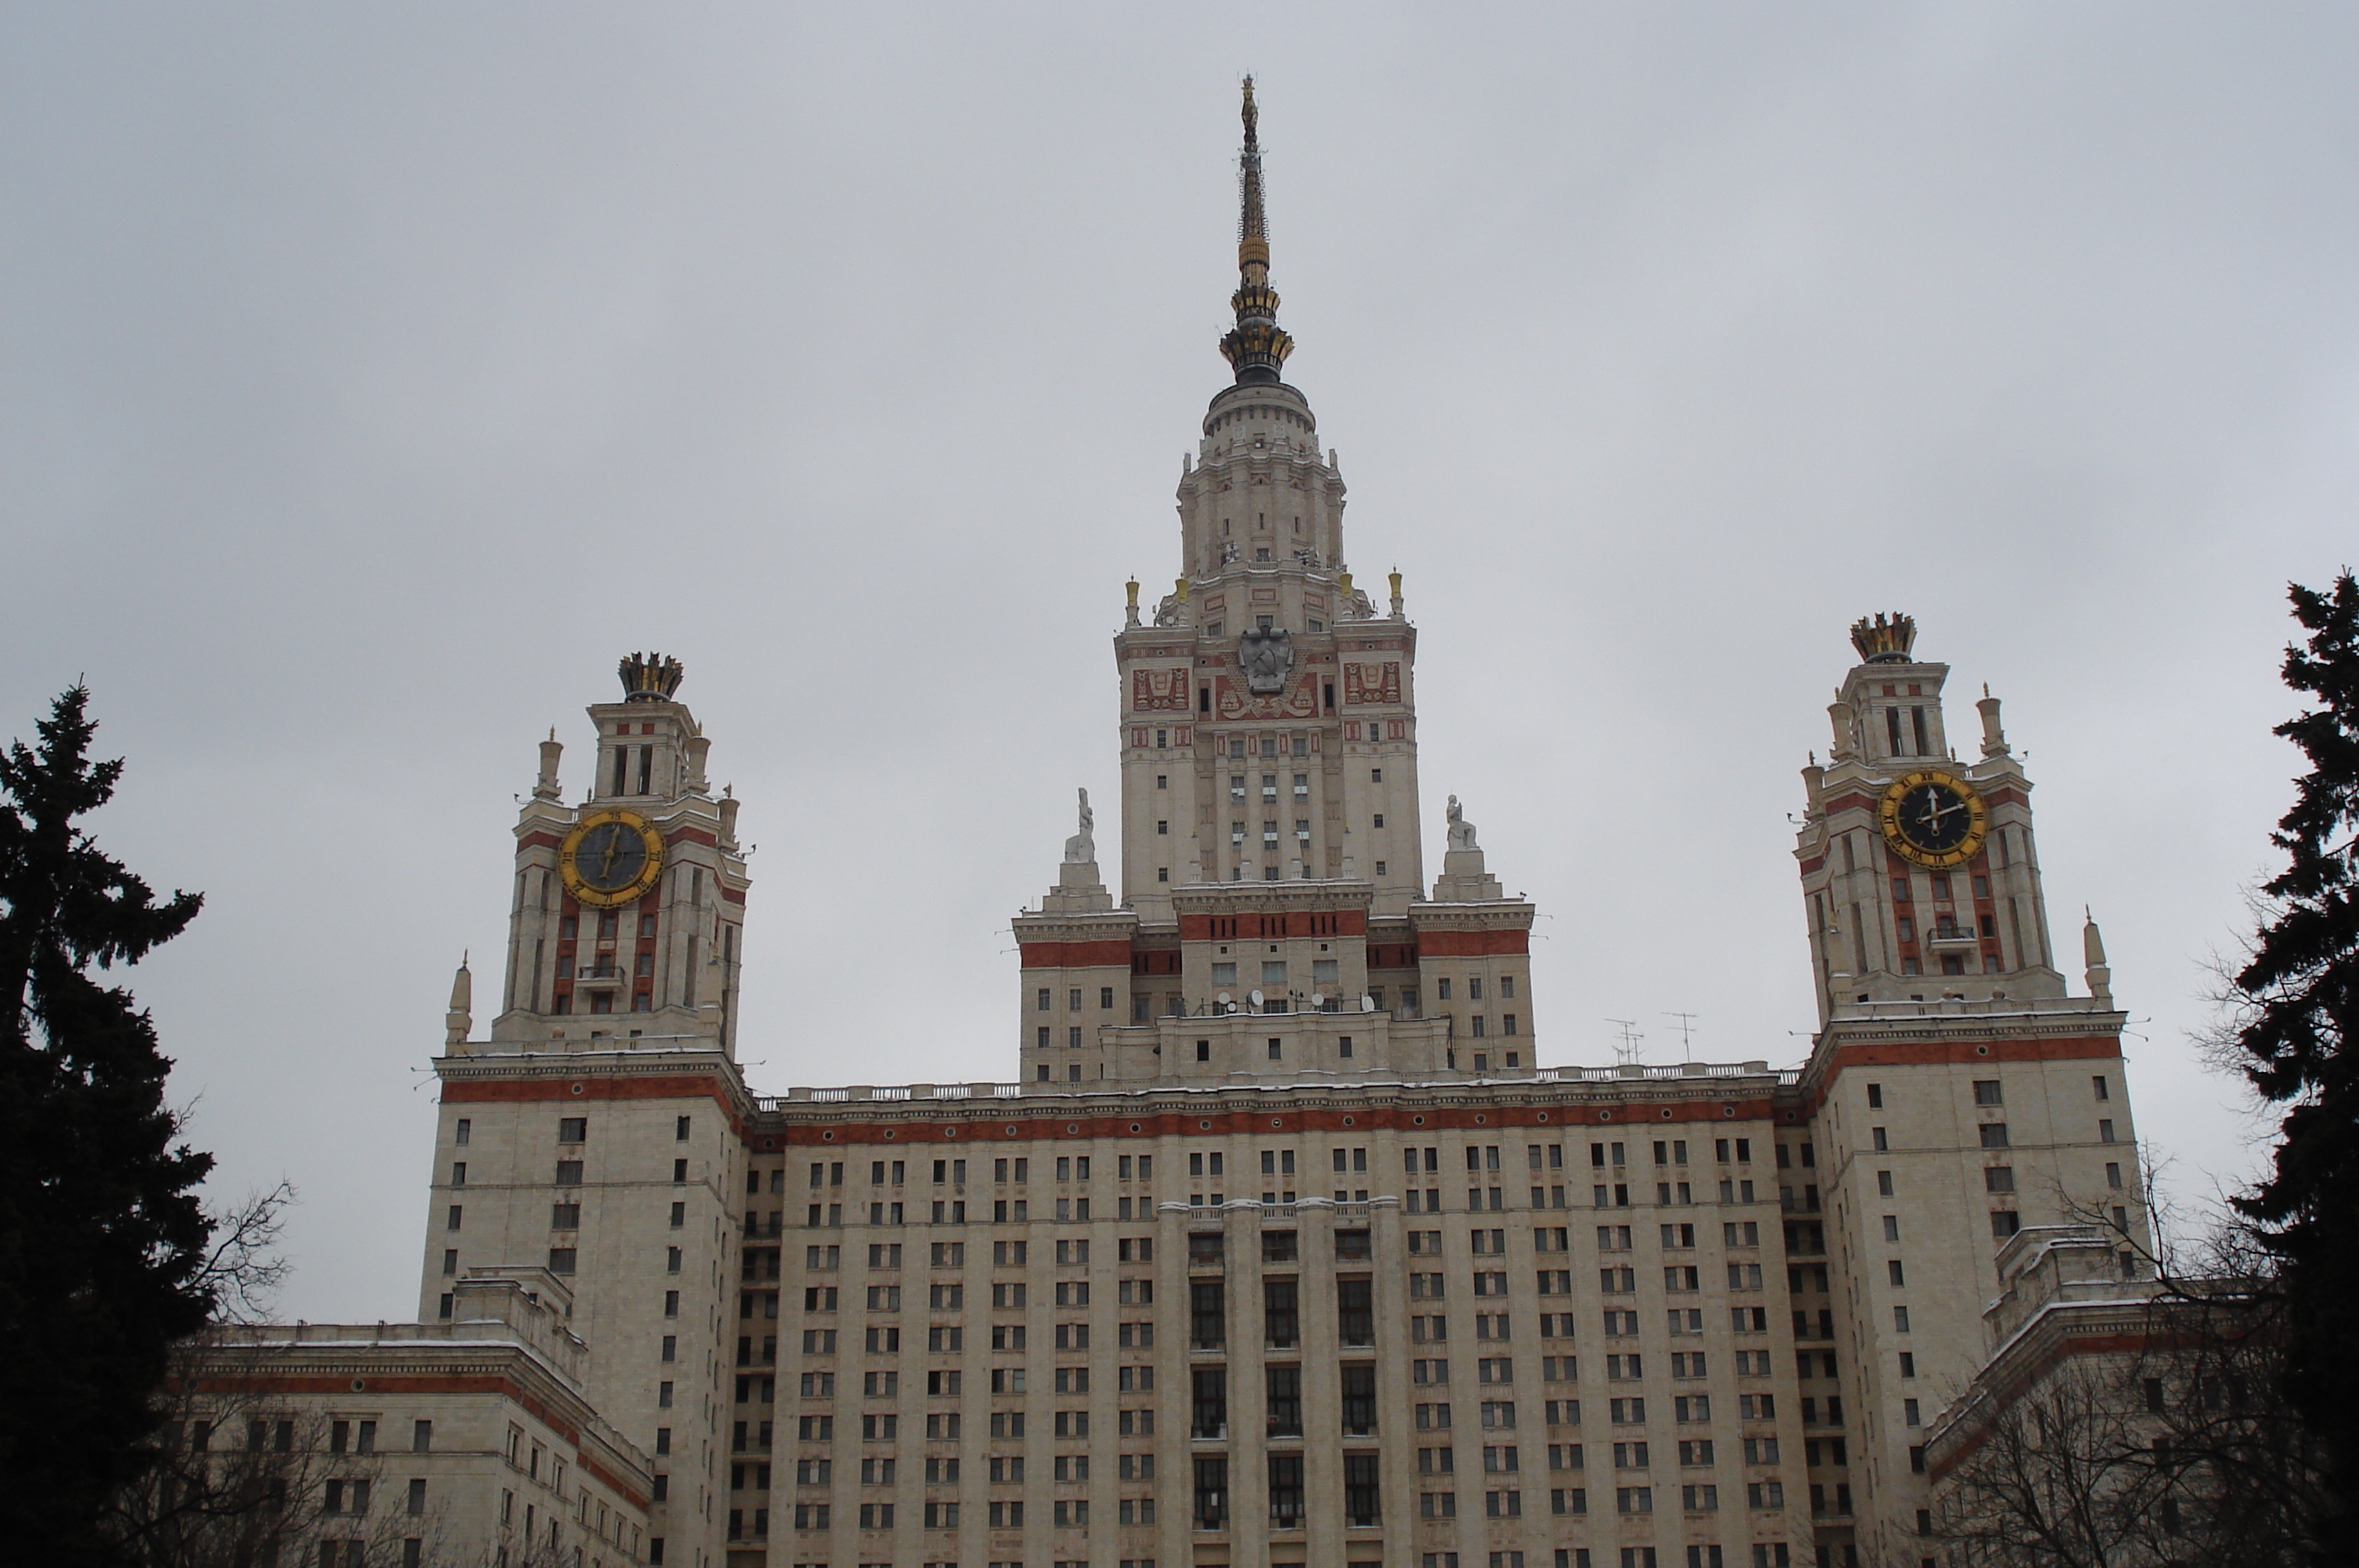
[168,1273,652,1568]
[388,85,2150,1568]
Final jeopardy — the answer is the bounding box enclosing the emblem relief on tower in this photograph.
[1344,662,1402,704]
[1237,624,1295,694]
[1130,668,1189,711]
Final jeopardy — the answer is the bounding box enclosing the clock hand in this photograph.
[597,830,621,879]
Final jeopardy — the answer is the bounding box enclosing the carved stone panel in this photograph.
[1132,668,1189,712]
[1344,662,1402,705]
[1215,675,1318,720]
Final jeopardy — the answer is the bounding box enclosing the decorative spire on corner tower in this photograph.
[1218,76,1294,386]
[446,952,472,1049]
[618,652,686,702]
[1849,613,1918,664]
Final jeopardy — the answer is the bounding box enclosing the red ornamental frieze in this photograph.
[1216,675,1317,720]
[1131,668,1190,711]
[1344,662,1402,705]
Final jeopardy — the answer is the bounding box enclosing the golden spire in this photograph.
[1219,76,1294,385]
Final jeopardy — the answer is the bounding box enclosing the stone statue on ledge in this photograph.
[1064,788,1097,864]
[1447,794,1479,852]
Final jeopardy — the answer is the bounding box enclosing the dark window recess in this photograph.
[1193,1367,1229,1439]
[1195,1454,1228,1529]
[1340,1363,1378,1436]
[1191,1279,1226,1349]
[1264,1278,1300,1348]
[1338,1277,1375,1345]
[1344,1451,1382,1527]
[1266,1364,1303,1436]
[1335,1229,1372,1261]
[1269,1451,1306,1526]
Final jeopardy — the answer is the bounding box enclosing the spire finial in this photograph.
[1219,76,1294,385]
[1239,76,1265,248]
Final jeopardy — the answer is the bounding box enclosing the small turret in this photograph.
[1978,684,2011,757]
[445,956,472,1048]
[2083,910,2113,1004]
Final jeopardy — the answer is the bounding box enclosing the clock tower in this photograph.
[1790,614,2137,1558]
[486,652,751,1053]
[1793,613,2067,1022]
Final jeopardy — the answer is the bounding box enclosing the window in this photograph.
[2093,1075,2111,1101]
[558,1117,586,1143]
[1866,1084,1882,1109]
[1972,1081,2003,1106]
[1985,1167,2015,1193]
[2099,1119,2118,1143]
[1345,1451,1382,1527]
[1980,1124,2011,1149]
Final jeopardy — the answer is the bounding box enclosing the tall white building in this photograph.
[402,80,2146,1568]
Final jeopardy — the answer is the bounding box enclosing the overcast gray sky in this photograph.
[4,3,2353,1322]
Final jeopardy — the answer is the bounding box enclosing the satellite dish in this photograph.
[1216,991,1231,1007]
[1250,988,1266,1008]
[1361,994,1377,1012]
[1309,992,1325,1010]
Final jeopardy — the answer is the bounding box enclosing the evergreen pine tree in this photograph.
[0,687,214,1564]
[2233,570,2359,1545]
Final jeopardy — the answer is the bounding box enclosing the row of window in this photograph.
[447,1153,697,1189]
[551,909,659,941]
[163,1417,434,1456]
[1864,1074,2114,1110]
[807,1156,1157,1187]
[453,1114,694,1146]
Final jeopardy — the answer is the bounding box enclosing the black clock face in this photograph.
[1895,781,1974,853]
[573,820,649,891]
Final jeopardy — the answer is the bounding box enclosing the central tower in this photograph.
[1014,81,1538,1089]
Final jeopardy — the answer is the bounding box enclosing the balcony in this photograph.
[1926,923,1981,946]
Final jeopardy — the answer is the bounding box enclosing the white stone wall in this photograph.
[421,1051,747,1568]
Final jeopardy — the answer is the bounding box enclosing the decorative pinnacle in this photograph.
[1238,77,1267,252]
[1849,613,1918,664]
[1220,76,1294,385]
[619,652,686,702]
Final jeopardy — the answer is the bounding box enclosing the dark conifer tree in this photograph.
[0,687,213,1563]
[2233,570,2359,1547]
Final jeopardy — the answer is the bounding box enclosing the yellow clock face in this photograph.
[1877,770,1989,869]
[560,809,665,908]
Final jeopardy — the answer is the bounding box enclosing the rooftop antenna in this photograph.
[1664,1011,1698,1062]
[1606,1018,1644,1067]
